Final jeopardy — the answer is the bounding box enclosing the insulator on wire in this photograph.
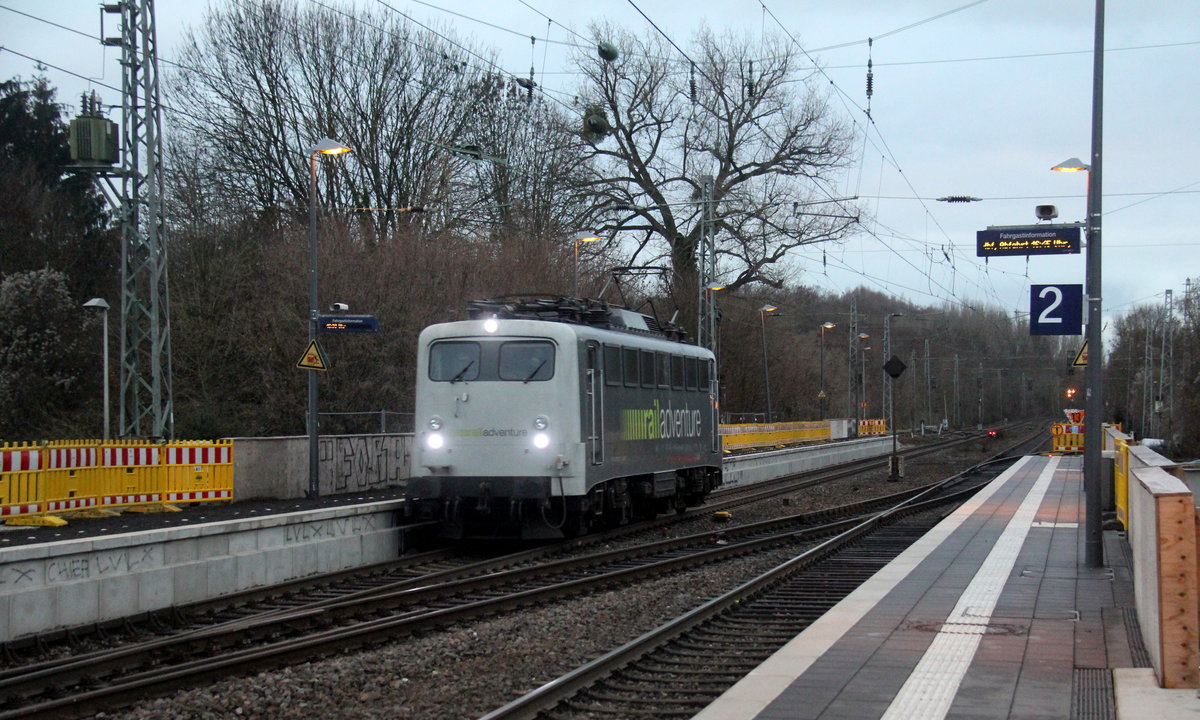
[689,62,696,102]
[866,38,874,118]
[527,35,536,103]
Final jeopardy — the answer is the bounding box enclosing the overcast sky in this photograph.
[4,0,1197,333]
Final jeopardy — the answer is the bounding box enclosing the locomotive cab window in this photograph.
[685,357,699,391]
[499,341,555,381]
[671,355,685,390]
[429,341,480,382]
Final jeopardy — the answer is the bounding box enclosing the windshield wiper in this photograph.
[449,360,475,383]
[522,359,547,383]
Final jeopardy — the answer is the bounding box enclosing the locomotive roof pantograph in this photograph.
[466,296,687,342]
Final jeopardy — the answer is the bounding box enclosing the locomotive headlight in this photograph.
[483,316,499,333]
[427,433,445,450]
[533,415,549,431]
[428,416,443,431]
[532,432,550,449]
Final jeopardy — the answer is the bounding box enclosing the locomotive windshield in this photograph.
[429,339,555,382]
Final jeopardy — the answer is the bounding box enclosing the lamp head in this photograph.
[574,232,601,243]
[759,304,777,313]
[821,321,836,329]
[83,297,109,310]
[1051,157,1088,173]
[309,137,353,155]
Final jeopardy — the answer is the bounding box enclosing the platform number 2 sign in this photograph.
[1029,284,1083,336]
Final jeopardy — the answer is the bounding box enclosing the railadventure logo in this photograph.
[621,399,703,441]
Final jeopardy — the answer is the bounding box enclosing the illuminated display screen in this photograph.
[317,315,379,333]
[976,226,1080,257]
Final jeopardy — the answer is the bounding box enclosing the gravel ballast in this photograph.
[105,434,1033,720]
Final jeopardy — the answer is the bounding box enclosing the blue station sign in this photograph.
[318,314,380,333]
[1029,284,1083,336]
[977,225,1081,257]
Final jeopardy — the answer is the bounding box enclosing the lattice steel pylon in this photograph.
[101,0,173,439]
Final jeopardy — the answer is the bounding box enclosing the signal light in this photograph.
[1065,387,1077,399]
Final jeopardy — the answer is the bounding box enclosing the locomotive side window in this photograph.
[640,350,656,387]
[498,341,555,381]
[657,352,671,388]
[671,355,685,390]
[700,358,711,389]
[604,344,621,386]
[685,357,699,391]
[623,347,639,387]
[429,341,480,382]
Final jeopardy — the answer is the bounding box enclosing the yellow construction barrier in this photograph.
[99,440,165,507]
[721,421,832,452]
[858,418,888,436]
[0,439,234,521]
[41,440,103,514]
[162,439,234,504]
[0,442,43,520]
[1113,436,1129,531]
[1050,423,1085,453]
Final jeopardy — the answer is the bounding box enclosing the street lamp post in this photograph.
[306,137,353,499]
[700,283,725,352]
[861,343,872,415]
[819,322,835,418]
[572,233,601,297]
[856,333,870,423]
[1052,157,1103,566]
[758,304,778,422]
[83,298,111,439]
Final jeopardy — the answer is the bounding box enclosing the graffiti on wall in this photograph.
[1,546,161,588]
[283,514,379,544]
[320,434,411,494]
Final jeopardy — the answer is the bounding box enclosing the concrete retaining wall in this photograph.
[233,434,412,500]
[721,437,893,487]
[0,501,404,642]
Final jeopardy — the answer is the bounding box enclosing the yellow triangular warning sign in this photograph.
[1072,340,1088,367]
[296,339,330,371]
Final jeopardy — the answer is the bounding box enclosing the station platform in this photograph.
[693,454,1200,720]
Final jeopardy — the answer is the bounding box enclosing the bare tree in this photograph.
[461,76,595,245]
[167,0,503,239]
[572,25,859,304]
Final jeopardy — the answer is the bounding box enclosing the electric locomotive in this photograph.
[406,297,723,539]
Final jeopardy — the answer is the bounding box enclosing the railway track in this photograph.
[2,426,1008,664]
[0,428,1039,718]
[479,431,1048,720]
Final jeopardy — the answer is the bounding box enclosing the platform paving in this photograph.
[693,455,1200,720]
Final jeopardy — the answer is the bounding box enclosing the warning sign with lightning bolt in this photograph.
[296,339,330,371]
